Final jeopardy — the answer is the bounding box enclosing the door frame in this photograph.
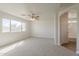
[56,4,78,53]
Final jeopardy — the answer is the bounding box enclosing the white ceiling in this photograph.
[0,3,75,21]
[60,3,75,8]
[0,3,59,20]
[0,3,28,20]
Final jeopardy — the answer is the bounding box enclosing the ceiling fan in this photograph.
[28,13,39,21]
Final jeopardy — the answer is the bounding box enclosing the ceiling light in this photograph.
[28,13,39,21]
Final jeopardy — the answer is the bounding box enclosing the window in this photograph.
[2,18,26,32]
[22,23,26,32]
[11,20,21,32]
[2,18,10,32]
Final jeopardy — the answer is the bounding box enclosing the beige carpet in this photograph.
[0,38,76,56]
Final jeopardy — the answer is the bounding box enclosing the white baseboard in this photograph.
[31,36,54,39]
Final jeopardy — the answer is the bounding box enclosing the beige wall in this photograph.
[31,13,56,39]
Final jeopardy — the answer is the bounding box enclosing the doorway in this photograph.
[60,11,77,52]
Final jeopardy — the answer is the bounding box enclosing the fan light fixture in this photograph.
[29,13,39,21]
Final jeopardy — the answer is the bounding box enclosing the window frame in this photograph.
[2,18,26,33]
